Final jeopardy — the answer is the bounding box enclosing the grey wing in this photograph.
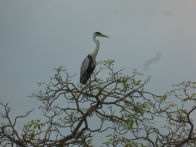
[80,56,90,78]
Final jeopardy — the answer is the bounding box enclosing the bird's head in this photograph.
[94,32,110,38]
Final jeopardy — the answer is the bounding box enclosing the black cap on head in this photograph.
[93,32,109,38]
[95,32,101,35]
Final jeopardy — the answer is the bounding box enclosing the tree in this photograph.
[0,59,196,147]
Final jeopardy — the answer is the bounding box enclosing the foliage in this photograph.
[0,59,196,147]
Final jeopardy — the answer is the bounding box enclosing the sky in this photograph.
[0,0,196,143]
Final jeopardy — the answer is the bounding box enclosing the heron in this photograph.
[80,32,109,84]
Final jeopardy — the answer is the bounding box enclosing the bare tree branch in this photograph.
[0,60,195,147]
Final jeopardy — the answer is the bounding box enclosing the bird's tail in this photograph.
[80,76,88,85]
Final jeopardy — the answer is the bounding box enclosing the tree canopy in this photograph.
[0,59,196,147]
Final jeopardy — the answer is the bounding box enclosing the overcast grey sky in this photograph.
[0,0,196,132]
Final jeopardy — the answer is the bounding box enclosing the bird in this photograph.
[80,32,109,85]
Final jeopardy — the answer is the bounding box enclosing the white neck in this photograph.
[90,35,99,59]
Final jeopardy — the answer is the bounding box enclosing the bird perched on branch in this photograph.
[80,32,109,84]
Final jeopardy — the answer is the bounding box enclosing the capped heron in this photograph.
[80,32,109,84]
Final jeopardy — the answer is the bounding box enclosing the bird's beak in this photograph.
[101,34,110,38]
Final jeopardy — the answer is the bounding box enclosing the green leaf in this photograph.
[163,95,167,100]
[125,144,132,147]
[24,124,29,130]
[38,124,41,130]
[30,132,35,140]
[130,119,134,128]
[135,119,139,127]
